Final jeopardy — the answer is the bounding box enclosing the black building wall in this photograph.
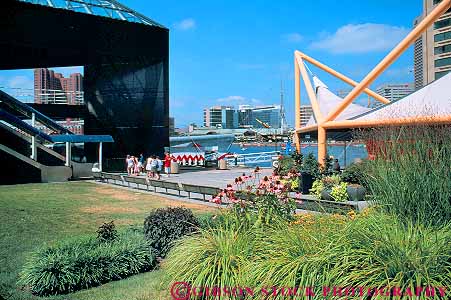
[0,0,169,172]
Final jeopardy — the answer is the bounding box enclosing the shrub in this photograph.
[309,179,323,199]
[358,125,451,226]
[330,182,348,202]
[19,231,154,296]
[341,162,366,185]
[143,207,199,258]
[162,213,255,292]
[302,153,320,179]
[96,220,118,242]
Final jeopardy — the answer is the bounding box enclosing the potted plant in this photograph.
[341,162,367,201]
[301,153,320,194]
[319,174,341,201]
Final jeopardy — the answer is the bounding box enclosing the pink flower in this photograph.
[295,192,302,199]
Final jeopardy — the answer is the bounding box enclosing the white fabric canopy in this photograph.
[305,76,370,126]
[353,72,451,121]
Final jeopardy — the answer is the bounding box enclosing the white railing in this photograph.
[224,151,280,167]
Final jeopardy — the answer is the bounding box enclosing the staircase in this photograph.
[0,90,75,184]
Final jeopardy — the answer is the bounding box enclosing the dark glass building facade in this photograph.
[0,0,169,171]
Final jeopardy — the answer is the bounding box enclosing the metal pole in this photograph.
[344,141,347,167]
[30,112,37,160]
[294,55,301,153]
[65,141,71,167]
[99,142,103,172]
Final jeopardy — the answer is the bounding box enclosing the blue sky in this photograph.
[0,0,422,127]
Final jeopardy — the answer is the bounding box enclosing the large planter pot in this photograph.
[346,184,366,201]
[321,189,333,201]
[301,172,314,194]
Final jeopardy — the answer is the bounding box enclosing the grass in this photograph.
[0,181,215,300]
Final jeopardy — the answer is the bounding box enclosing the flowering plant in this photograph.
[210,167,301,225]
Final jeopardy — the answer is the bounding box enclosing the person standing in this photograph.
[333,159,341,173]
[138,153,145,174]
[150,156,158,179]
[164,152,172,177]
[126,155,133,176]
[146,157,153,179]
[155,156,163,180]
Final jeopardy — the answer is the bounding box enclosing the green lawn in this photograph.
[0,181,215,300]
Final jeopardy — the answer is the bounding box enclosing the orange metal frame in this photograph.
[294,0,451,165]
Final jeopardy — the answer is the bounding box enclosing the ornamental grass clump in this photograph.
[330,213,451,297]
[162,213,255,291]
[19,231,154,296]
[357,124,451,226]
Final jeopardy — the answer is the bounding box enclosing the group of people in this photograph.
[125,152,172,179]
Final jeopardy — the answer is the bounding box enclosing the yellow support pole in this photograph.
[296,54,323,122]
[294,54,301,152]
[324,0,451,122]
[297,51,390,105]
[318,126,327,167]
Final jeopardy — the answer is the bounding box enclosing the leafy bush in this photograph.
[276,156,294,176]
[309,179,323,199]
[163,213,255,291]
[302,153,320,178]
[96,220,118,242]
[330,182,348,202]
[341,162,366,185]
[358,125,451,226]
[19,231,154,296]
[143,207,199,258]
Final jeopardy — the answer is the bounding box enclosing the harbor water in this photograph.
[229,143,368,168]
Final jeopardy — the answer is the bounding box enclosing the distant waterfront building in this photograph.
[299,105,314,127]
[251,105,281,129]
[414,0,451,90]
[203,104,282,129]
[375,83,415,102]
[203,106,237,129]
[169,117,175,136]
[34,68,83,104]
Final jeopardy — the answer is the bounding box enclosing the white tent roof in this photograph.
[306,76,371,126]
[352,72,451,121]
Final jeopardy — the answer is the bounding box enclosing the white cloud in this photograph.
[309,23,409,54]
[174,18,196,31]
[8,75,33,89]
[216,95,263,106]
[282,33,303,43]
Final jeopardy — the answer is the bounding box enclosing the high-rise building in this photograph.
[203,106,237,128]
[414,0,451,90]
[34,68,83,104]
[299,105,314,127]
[375,83,415,102]
[251,105,281,129]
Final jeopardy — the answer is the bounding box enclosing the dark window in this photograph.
[435,57,451,67]
[435,18,451,30]
[435,44,451,54]
[434,31,451,42]
[435,70,450,79]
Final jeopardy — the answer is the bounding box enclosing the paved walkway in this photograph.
[124,167,273,189]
